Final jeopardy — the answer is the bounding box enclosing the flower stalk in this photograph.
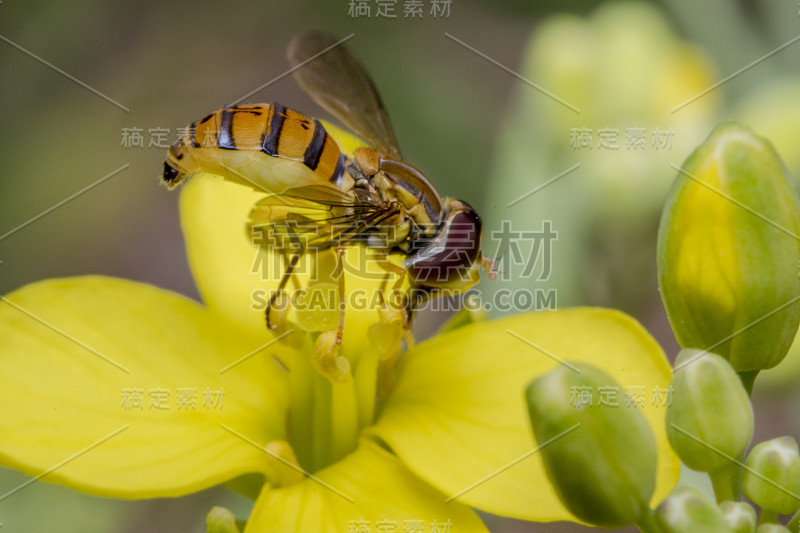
[635,508,664,533]
[708,460,741,504]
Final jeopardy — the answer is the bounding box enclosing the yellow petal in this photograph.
[180,172,292,340]
[370,308,678,521]
[245,439,488,533]
[0,277,288,497]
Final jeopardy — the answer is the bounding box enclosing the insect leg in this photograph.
[285,253,303,291]
[371,252,414,346]
[373,253,405,311]
[334,246,346,347]
[266,253,302,331]
[374,253,406,293]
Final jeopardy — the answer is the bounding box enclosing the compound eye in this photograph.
[406,207,482,288]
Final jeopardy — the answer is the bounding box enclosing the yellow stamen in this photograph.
[312,330,351,383]
[264,440,305,486]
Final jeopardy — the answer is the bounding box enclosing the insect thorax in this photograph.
[345,157,435,255]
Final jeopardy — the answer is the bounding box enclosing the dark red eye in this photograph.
[406,205,482,288]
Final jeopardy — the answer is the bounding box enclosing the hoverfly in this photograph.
[162,30,496,349]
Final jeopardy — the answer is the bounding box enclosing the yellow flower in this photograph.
[0,167,678,530]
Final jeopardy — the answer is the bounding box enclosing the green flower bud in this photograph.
[756,525,791,533]
[743,437,800,515]
[658,122,800,373]
[206,506,241,533]
[655,487,731,533]
[526,363,656,528]
[719,501,757,533]
[666,349,753,473]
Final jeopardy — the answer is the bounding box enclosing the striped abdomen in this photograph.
[163,103,346,193]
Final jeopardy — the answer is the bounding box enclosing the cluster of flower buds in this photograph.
[525,122,800,531]
[655,485,798,533]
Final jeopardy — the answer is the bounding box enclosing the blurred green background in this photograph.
[2,0,800,531]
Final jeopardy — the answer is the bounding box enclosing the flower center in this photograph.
[271,251,408,475]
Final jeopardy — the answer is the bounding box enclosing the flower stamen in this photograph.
[263,440,305,486]
[312,331,351,383]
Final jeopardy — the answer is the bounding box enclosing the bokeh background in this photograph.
[1,0,800,531]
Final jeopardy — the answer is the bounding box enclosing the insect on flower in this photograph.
[161,30,496,351]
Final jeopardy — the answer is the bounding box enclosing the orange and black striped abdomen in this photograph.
[163,103,346,191]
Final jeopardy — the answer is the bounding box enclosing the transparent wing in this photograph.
[249,185,399,253]
[288,30,401,159]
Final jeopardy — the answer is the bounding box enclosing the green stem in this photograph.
[635,509,663,533]
[709,461,739,503]
[760,509,779,525]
